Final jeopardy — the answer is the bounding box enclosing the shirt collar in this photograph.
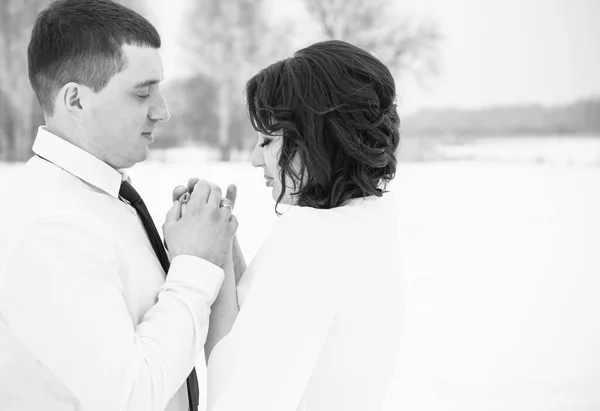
[31,126,125,198]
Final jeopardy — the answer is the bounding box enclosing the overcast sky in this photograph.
[151,0,600,113]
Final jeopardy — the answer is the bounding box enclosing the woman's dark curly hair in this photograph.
[246,40,400,211]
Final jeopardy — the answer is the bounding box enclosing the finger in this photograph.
[229,214,239,232]
[187,177,200,194]
[187,179,211,210]
[208,183,222,209]
[225,184,237,210]
[164,200,182,225]
[179,193,190,204]
[172,185,187,202]
[219,203,232,220]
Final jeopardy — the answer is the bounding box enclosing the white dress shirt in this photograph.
[207,193,405,411]
[0,127,224,411]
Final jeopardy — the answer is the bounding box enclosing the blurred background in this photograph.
[1,0,600,410]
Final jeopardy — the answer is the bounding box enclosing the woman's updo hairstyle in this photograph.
[246,40,400,210]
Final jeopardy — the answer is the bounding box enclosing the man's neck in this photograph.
[44,123,98,162]
[44,123,77,145]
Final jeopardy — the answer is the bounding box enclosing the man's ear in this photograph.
[60,82,86,122]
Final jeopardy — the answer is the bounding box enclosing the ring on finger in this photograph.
[179,192,190,204]
[219,198,233,211]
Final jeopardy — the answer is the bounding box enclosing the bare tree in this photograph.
[305,0,441,86]
[182,0,277,161]
[0,0,48,162]
[0,0,151,162]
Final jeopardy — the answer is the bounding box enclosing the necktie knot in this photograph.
[119,180,142,205]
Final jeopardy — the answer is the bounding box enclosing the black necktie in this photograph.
[119,180,199,411]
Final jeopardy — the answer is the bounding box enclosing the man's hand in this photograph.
[172,178,236,206]
[163,179,237,267]
[171,178,246,279]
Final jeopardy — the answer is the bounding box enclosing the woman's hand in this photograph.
[172,178,247,282]
[172,178,237,217]
[172,178,242,360]
[163,180,237,267]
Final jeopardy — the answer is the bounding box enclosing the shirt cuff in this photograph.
[166,255,224,304]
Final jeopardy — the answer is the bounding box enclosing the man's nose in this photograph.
[148,91,170,122]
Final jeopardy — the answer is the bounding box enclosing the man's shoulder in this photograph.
[17,157,109,207]
[0,161,108,238]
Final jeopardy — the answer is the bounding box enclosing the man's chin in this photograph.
[111,150,148,170]
[133,148,150,166]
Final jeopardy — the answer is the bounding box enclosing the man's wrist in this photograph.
[165,255,224,303]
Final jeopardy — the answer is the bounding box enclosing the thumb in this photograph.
[165,200,182,225]
[172,185,188,203]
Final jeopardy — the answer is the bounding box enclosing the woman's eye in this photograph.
[259,140,272,148]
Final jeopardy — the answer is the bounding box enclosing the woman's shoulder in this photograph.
[241,192,400,305]
[277,192,398,230]
[263,193,399,261]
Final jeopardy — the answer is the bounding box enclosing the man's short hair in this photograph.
[28,0,161,116]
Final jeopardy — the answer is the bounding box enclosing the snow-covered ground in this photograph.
[385,162,600,410]
[1,137,599,410]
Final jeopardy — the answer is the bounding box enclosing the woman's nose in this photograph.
[250,144,263,168]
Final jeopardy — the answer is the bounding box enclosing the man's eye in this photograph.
[136,94,150,99]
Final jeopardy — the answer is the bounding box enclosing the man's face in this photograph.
[82,44,169,169]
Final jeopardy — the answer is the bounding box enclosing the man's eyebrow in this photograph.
[133,79,162,88]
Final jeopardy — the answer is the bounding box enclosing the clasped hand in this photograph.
[162,178,238,268]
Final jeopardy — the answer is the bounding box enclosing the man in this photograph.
[0,0,237,409]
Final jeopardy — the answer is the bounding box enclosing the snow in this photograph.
[1,137,599,409]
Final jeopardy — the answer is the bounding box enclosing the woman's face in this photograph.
[251,132,297,205]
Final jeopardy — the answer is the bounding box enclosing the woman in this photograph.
[196,40,403,411]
